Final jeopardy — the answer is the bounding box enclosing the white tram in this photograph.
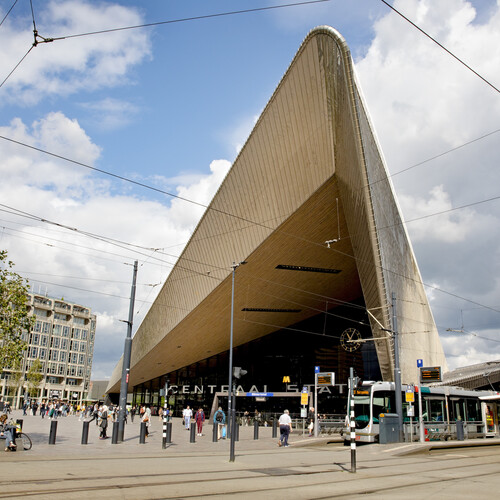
[346,381,499,443]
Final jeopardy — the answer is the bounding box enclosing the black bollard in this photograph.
[213,423,218,442]
[48,420,57,445]
[253,420,259,440]
[111,421,119,444]
[139,422,147,444]
[234,422,239,442]
[272,419,278,438]
[190,424,196,443]
[81,421,89,444]
[166,422,172,443]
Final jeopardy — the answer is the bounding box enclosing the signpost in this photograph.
[313,369,335,437]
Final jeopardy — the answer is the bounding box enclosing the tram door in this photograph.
[483,402,498,436]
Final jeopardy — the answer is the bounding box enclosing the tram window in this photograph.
[428,399,445,421]
[450,399,466,421]
[466,399,481,421]
[372,391,394,422]
[353,394,371,428]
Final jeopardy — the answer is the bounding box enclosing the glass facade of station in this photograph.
[130,300,383,418]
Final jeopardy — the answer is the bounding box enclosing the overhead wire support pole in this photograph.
[117,260,138,443]
[392,292,404,442]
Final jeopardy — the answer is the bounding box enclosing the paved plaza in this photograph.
[1,411,500,499]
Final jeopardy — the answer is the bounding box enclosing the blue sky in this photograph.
[1,0,499,379]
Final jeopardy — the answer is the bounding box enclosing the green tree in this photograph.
[0,250,32,370]
[26,359,44,397]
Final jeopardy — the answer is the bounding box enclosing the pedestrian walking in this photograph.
[182,405,193,430]
[195,408,205,436]
[141,406,151,437]
[213,407,226,440]
[98,404,109,440]
[278,409,292,447]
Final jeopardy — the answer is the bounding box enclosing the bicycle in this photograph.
[16,431,32,451]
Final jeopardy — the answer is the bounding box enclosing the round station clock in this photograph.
[340,328,361,352]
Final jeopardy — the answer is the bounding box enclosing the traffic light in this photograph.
[233,367,247,379]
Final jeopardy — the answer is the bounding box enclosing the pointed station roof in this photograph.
[107,26,447,394]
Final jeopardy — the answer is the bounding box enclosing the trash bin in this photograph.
[379,413,400,444]
[456,419,464,441]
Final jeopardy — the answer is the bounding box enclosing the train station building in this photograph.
[106,26,447,415]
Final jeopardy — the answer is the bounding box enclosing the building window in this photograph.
[58,364,65,375]
[73,317,86,325]
[33,307,49,317]
[62,326,70,337]
[34,321,42,332]
[73,328,81,339]
[81,330,88,340]
[51,337,60,349]
[31,333,40,345]
[78,354,85,364]
[80,343,86,352]
[61,339,68,350]
[39,348,47,360]
[53,324,62,335]
[29,347,38,358]
[42,322,50,334]
[41,335,48,346]
[59,351,67,362]
[49,350,58,361]
[54,313,68,321]
[71,353,77,364]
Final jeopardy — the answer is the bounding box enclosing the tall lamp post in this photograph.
[117,260,138,443]
[228,261,246,445]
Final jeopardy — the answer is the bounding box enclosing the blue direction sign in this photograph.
[246,392,274,397]
[315,366,320,373]
[417,359,423,367]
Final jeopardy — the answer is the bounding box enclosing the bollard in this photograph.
[48,420,57,445]
[190,424,196,443]
[456,420,465,441]
[111,421,119,444]
[166,422,172,443]
[272,419,278,438]
[253,420,259,440]
[234,422,239,442]
[81,421,89,445]
[139,422,147,444]
[213,423,218,442]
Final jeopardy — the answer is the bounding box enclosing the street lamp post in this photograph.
[228,261,246,460]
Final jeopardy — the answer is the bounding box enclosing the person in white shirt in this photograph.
[182,405,193,430]
[278,409,292,447]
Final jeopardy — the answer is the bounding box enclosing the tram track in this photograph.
[0,447,499,498]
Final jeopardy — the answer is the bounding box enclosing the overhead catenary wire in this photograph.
[379,0,500,94]
[0,0,332,89]
[0,0,19,28]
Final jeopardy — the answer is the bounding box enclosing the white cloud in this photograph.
[0,0,152,105]
[79,98,140,131]
[356,0,500,371]
[0,112,228,379]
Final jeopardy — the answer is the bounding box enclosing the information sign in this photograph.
[301,392,309,405]
[420,366,442,383]
[316,372,335,386]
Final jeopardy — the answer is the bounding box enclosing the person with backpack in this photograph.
[213,407,226,440]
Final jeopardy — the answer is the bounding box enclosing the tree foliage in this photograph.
[27,359,44,397]
[0,250,32,370]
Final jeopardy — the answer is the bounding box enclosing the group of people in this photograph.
[182,406,206,436]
